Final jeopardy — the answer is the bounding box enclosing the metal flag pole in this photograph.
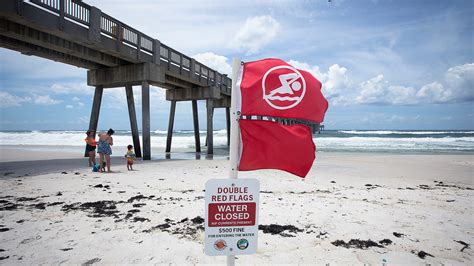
[227,58,242,266]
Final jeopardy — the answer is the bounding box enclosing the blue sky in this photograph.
[1,0,473,130]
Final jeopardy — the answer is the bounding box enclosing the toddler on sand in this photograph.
[125,145,136,171]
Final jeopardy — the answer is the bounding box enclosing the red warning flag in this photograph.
[238,119,315,178]
[238,58,328,123]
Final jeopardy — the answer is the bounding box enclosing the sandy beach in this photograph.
[0,149,472,264]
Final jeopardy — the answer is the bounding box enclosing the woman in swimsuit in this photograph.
[97,128,114,172]
[85,130,97,167]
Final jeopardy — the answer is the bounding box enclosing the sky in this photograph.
[0,0,473,131]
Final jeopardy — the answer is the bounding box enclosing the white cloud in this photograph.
[193,52,232,75]
[66,105,74,109]
[288,60,473,106]
[323,64,351,99]
[72,96,80,101]
[356,75,418,105]
[0,92,31,108]
[417,63,474,103]
[289,60,352,105]
[417,82,447,102]
[232,15,280,55]
[356,63,473,105]
[32,94,62,106]
[51,83,94,95]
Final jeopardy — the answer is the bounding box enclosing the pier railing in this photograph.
[29,0,232,94]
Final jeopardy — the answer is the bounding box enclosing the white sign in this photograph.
[204,178,260,256]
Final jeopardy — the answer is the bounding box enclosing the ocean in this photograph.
[0,130,473,154]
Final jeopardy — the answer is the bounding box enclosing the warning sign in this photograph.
[204,179,260,256]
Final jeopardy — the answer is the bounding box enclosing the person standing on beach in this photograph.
[97,128,114,172]
[85,130,97,167]
[125,145,136,171]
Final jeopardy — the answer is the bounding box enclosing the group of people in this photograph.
[85,129,136,172]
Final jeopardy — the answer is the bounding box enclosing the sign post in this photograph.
[227,58,244,266]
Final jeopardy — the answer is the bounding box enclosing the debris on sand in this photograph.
[61,201,121,218]
[133,217,150,222]
[435,183,473,190]
[142,223,171,233]
[60,248,73,251]
[82,257,101,265]
[331,239,384,249]
[142,217,204,240]
[393,232,405,238]
[0,256,9,260]
[31,203,46,210]
[316,231,328,239]
[0,200,19,211]
[0,228,10,232]
[259,224,303,237]
[379,239,392,246]
[47,202,64,207]
[454,240,470,252]
[191,216,204,224]
[127,195,149,203]
[17,197,37,202]
[412,250,434,259]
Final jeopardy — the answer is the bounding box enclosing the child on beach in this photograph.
[125,145,136,171]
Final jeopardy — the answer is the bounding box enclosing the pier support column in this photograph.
[226,107,230,146]
[206,99,214,155]
[142,81,151,160]
[125,85,142,158]
[165,100,176,153]
[85,85,103,157]
[192,100,201,153]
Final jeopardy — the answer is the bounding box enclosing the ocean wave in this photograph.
[1,130,473,152]
[338,130,474,135]
[0,131,228,148]
[313,136,474,151]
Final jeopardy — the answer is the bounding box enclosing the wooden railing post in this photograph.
[88,6,101,42]
[115,22,122,52]
[190,59,196,80]
[15,0,23,16]
[153,39,161,65]
[59,0,65,30]
[136,34,141,61]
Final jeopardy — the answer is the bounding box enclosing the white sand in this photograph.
[0,151,473,264]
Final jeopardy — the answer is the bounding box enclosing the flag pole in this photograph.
[227,58,241,266]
